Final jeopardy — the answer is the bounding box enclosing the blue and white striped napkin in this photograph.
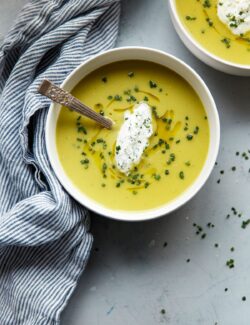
[0,1,120,324]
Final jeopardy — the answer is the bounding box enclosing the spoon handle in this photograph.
[38,79,113,130]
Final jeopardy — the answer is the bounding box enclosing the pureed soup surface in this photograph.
[56,61,209,211]
[175,0,250,65]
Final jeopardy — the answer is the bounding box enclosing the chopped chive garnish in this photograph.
[206,17,213,27]
[78,126,87,134]
[241,219,250,229]
[186,134,193,141]
[226,258,235,268]
[186,16,197,21]
[193,126,199,134]
[114,95,122,101]
[203,0,211,8]
[149,80,157,88]
[179,171,185,179]
[221,37,231,48]
[154,174,161,181]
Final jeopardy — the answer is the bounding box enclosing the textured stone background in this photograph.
[1,1,250,324]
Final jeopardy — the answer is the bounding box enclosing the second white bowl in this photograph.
[169,0,250,76]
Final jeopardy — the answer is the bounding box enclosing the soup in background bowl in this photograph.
[169,0,250,75]
[46,47,220,221]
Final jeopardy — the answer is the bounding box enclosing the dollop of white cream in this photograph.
[115,102,153,175]
[217,0,250,35]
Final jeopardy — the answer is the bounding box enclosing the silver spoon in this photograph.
[38,79,113,130]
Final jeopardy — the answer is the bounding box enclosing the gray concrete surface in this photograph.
[1,1,250,324]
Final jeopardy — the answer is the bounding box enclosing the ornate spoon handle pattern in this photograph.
[38,79,113,130]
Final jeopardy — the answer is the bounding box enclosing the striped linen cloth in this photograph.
[0,1,120,324]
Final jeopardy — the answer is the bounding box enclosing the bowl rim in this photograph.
[168,0,250,71]
[45,46,220,222]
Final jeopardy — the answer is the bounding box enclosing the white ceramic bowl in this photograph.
[169,0,250,76]
[46,47,220,221]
